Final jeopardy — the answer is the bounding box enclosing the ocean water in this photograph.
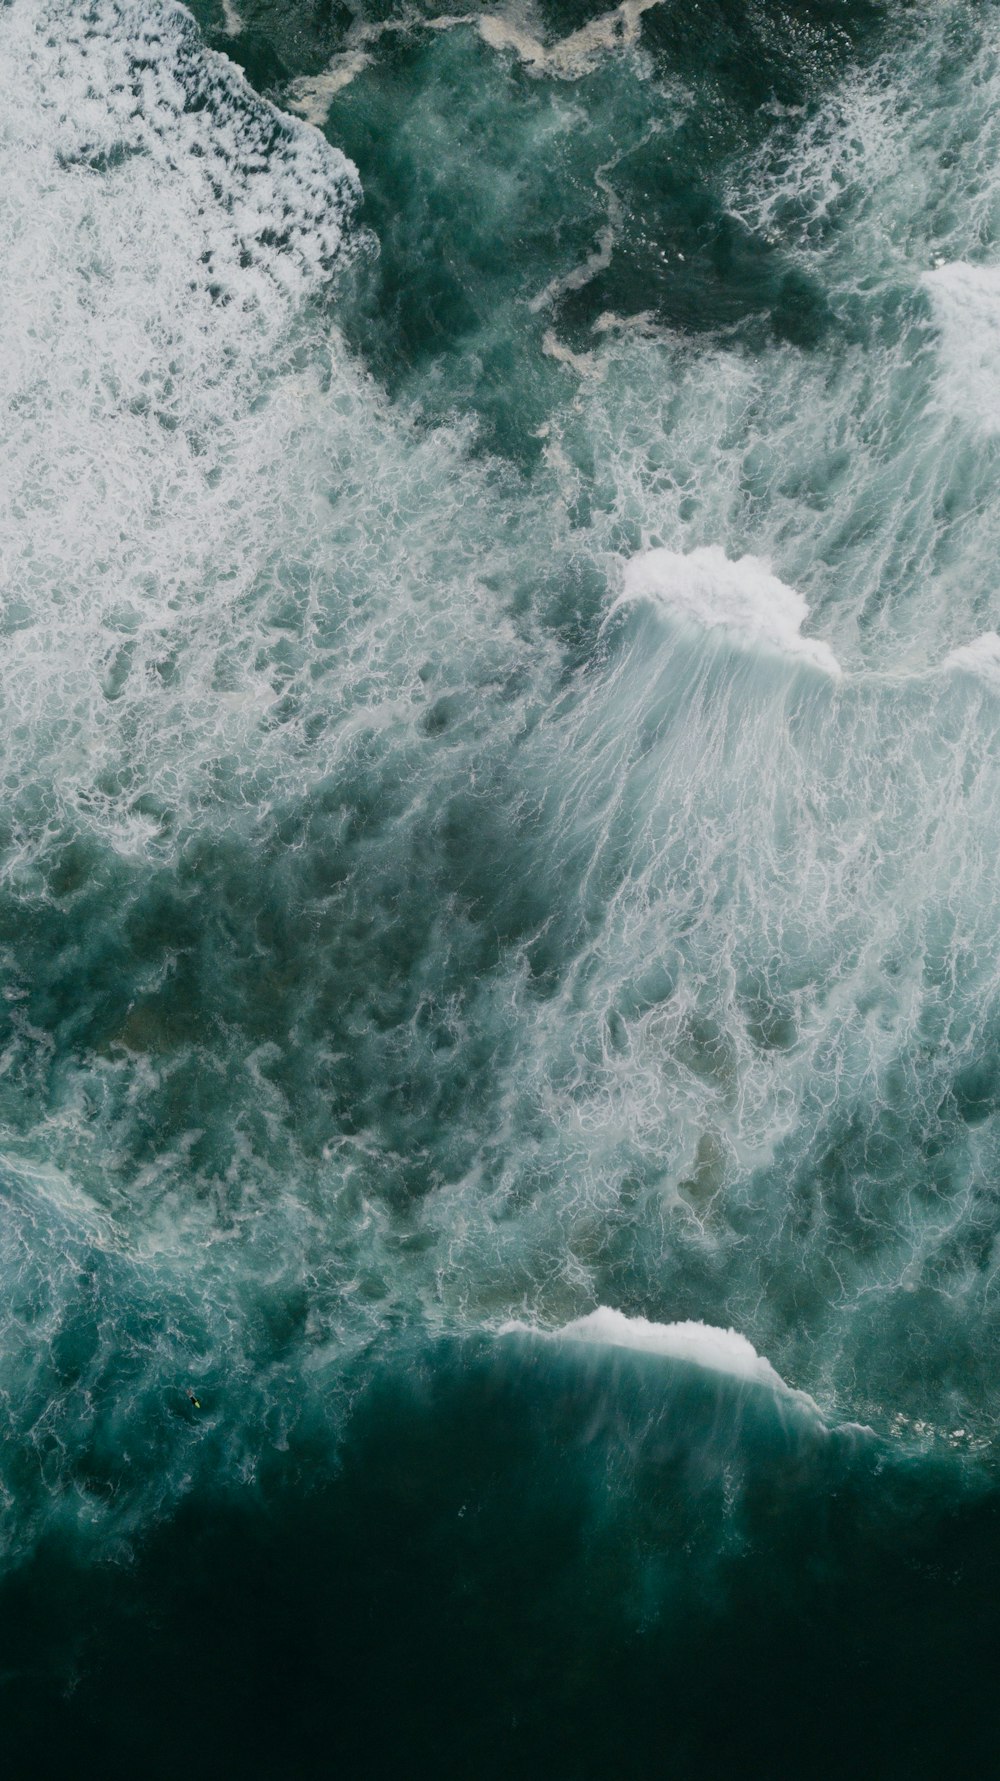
[4,0,1000,1771]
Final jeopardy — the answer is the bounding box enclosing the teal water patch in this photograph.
[241,0,904,453]
[2,1332,998,1778]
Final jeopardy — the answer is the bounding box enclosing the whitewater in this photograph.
[4,0,1000,1772]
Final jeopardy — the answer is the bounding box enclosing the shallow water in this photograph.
[4,0,1000,1771]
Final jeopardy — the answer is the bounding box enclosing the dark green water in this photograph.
[4,0,1000,1771]
[6,1338,1000,1778]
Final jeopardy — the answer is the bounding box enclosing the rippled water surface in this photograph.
[4,0,1000,1772]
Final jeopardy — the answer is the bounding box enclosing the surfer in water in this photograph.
[187,1389,201,1410]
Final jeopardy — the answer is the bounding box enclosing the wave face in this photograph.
[5,0,1000,1772]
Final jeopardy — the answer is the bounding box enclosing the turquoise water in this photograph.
[5,0,1000,1770]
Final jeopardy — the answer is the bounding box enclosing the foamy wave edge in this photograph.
[614,546,843,676]
[498,1306,823,1415]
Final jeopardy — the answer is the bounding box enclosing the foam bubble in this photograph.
[615,546,842,675]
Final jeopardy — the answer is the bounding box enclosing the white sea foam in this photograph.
[541,328,605,379]
[942,631,1000,683]
[287,0,666,126]
[922,261,1000,434]
[0,0,364,856]
[286,14,449,119]
[287,52,376,120]
[615,546,842,675]
[499,1307,820,1409]
[478,0,664,80]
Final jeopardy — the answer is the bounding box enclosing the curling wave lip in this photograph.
[612,545,843,676]
[497,1305,824,1417]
